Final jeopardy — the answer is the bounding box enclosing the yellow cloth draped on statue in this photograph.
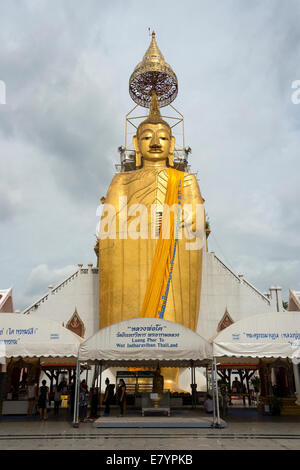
[140,168,184,319]
[99,166,204,331]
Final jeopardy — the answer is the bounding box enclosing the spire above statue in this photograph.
[129,31,178,108]
[140,90,170,128]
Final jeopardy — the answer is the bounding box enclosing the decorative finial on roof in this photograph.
[129,32,178,108]
[147,90,161,122]
[138,91,170,131]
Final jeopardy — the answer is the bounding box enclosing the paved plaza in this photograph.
[0,408,300,450]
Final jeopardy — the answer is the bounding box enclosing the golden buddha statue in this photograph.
[97,33,206,389]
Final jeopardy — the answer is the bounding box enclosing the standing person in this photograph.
[232,377,241,393]
[53,385,62,417]
[38,380,49,421]
[103,378,115,417]
[117,379,126,417]
[27,380,37,418]
[79,381,89,422]
[58,377,68,395]
[70,380,75,417]
[220,385,229,419]
[80,379,88,392]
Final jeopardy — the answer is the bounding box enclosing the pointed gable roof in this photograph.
[288,289,300,311]
[0,287,14,313]
[217,307,234,332]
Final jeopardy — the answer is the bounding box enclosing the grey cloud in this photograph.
[0,0,300,309]
[15,263,77,310]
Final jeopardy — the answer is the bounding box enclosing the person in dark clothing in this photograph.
[103,378,115,417]
[38,380,49,420]
[70,381,75,416]
[117,379,126,417]
[79,380,89,422]
[53,385,62,416]
[89,387,98,418]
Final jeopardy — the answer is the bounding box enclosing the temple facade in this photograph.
[17,32,297,400]
[23,256,281,342]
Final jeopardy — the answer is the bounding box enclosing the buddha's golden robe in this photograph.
[99,166,204,333]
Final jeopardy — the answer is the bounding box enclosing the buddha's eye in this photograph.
[142,136,151,140]
[160,137,168,140]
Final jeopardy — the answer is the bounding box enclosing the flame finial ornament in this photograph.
[141,90,169,127]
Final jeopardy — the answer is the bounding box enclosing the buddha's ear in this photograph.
[133,135,138,153]
[133,135,142,168]
[170,135,175,153]
[168,135,175,167]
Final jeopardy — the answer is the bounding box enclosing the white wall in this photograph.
[196,252,274,340]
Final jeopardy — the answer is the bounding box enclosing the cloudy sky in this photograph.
[1,0,300,310]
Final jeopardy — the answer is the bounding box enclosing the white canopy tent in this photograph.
[213,312,300,408]
[0,313,83,359]
[74,318,222,426]
[78,318,213,366]
[0,313,84,416]
[213,312,300,363]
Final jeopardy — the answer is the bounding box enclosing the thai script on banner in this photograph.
[243,332,279,340]
[0,327,59,343]
[1,327,39,336]
[115,323,180,349]
[242,331,300,341]
[0,339,19,345]
[128,324,166,332]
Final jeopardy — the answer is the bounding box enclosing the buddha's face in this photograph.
[134,122,174,162]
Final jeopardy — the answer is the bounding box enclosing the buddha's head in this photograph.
[133,92,175,167]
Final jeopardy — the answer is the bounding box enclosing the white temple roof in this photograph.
[213,311,300,363]
[79,318,212,366]
[0,313,83,359]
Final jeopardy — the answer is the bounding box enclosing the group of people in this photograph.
[25,379,50,420]
[26,376,233,419]
[23,375,127,421]
[78,377,126,422]
[26,378,71,420]
[103,378,126,417]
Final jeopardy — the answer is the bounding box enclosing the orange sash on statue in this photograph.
[140,168,183,319]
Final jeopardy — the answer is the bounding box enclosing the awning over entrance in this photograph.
[213,312,300,363]
[78,318,213,366]
[0,313,83,359]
